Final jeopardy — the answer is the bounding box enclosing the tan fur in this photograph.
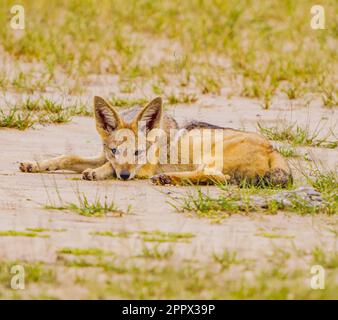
[20,96,292,187]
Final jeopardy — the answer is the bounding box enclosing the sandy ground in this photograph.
[0,96,337,265]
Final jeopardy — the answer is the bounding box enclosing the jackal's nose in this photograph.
[120,170,130,180]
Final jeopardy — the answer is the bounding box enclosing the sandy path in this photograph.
[0,98,337,264]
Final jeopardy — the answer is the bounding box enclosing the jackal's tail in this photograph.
[263,150,293,187]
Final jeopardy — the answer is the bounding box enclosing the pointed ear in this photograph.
[94,96,122,136]
[136,97,163,132]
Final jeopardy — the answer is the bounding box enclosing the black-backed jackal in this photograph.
[20,97,292,187]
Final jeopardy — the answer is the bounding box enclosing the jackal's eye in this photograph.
[135,149,144,156]
[111,148,117,155]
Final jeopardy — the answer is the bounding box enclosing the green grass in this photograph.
[312,247,338,269]
[91,230,133,238]
[213,249,244,270]
[45,193,128,217]
[302,169,338,215]
[306,170,338,193]
[26,228,66,233]
[138,244,174,260]
[1,245,337,299]
[25,228,50,233]
[0,108,34,130]
[139,230,195,243]
[281,83,304,100]
[66,195,124,217]
[165,92,198,105]
[258,122,338,148]
[91,229,195,243]
[0,261,57,299]
[0,262,56,284]
[169,179,337,218]
[109,96,148,108]
[9,71,52,93]
[0,230,48,238]
[0,98,92,130]
[255,232,295,239]
[321,86,337,108]
[57,247,113,257]
[168,188,240,222]
[0,1,336,102]
[276,146,300,158]
[168,186,279,221]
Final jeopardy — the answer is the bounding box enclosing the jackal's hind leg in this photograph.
[82,162,114,181]
[151,168,230,186]
[19,155,106,173]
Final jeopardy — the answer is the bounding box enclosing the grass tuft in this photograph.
[139,230,195,243]
[0,99,92,130]
[276,146,300,158]
[165,92,197,105]
[258,122,337,148]
[0,230,48,238]
[139,244,174,260]
[109,97,148,108]
[57,247,113,257]
[213,250,243,270]
[45,193,129,217]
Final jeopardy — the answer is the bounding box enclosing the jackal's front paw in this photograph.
[151,174,173,186]
[82,168,98,181]
[19,162,39,173]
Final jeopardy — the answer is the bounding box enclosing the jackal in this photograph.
[20,96,292,187]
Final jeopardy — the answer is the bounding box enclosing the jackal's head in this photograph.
[94,96,163,180]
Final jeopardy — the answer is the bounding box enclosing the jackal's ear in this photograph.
[94,96,121,136]
[136,97,163,132]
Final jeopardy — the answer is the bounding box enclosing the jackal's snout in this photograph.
[119,170,131,180]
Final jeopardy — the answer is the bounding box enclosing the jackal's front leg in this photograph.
[82,162,114,181]
[19,155,106,173]
[151,169,230,186]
